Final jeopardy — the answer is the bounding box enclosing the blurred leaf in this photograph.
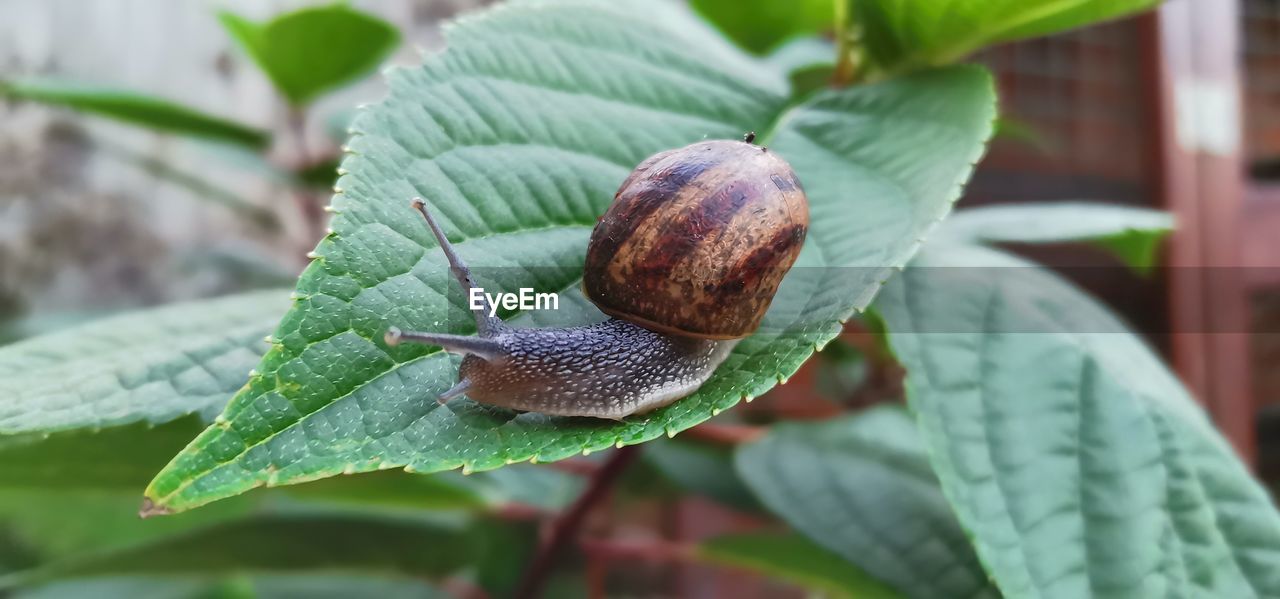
[14,575,451,599]
[293,157,342,189]
[175,245,299,291]
[698,531,902,599]
[0,489,253,560]
[941,203,1174,273]
[877,244,1280,598]
[240,574,452,599]
[645,439,762,512]
[736,407,997,599]
[219,5,400,106]
[847,0,1161,76]
[12,577,215,599]
[281,469,486,512]
[0,418,204,490]
[144,0,995,514]
[993,116,1056,153]
[0,471,481,564]
[2,513,468,589]
[690,0,833,54]
[468,464,584,512]
[89,138,278,229]
[0,290,289,434]
[0,78,268,149]
[766,37,835,98]
[813,337,867,401]
[469,518,539,597]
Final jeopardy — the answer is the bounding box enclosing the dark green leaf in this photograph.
[13,575,450,599]
[690,0,833,54]
[736,407,997,599]
[848,0,1161,76]
[219,5,400,106]
[144,0,995,514]
[0,419,205,490]
[940,203,1174,273]
[766,37,836,99]
[469,518,539,597]
[698,531,902,599]
[0,290,289,435]
[877,244,1280,598]
[0,489,253,561]
[645,438,762,512]
[1,79,269,149]
[2,513,468,589]
[274,469,487,512]
[813,337,868,401]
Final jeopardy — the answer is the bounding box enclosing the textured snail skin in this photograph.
[458,320,738,419]
[387,137,807,419]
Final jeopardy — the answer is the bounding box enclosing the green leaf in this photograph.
[0,419,206,490]
[0,489,254,561]
[0,473,481,563]
[15,575,451,599]
[877,244,1280,598]
[645,439,762,512]
[273,469,487,512]
[144,0,996,514]
[1,513,468,589]
[766,37,837,99]
[848,0,1162,75]
[0,78,269,149]
[813,337,868,402]
[690,0,833,54]
[219,5,400,106]
[940,203,1174,273]
[736,407,998,599]
[698,531,902,599]
[0,290,289,435]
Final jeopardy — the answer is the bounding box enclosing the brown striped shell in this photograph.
[583,139,808,340]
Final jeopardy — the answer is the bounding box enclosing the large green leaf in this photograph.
[940,202,1174,273]
[698,531,902,599]
[14,575,450,599]
[877,244,1280,598]
[736,407,997,599]
[219,5,400,106]
[645,438,762,512]
[848,0,1161,76]
[0,513,468,589]
[0,419,206,490]
[144,0,996,514]
[690,0,833,54]
[0,290,289,434]
[0,79,269,149]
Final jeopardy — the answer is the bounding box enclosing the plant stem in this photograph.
[831,0,862,87]
[512,445,642,599]
[286,105,326,247]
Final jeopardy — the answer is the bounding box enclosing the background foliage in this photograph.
[2,0,1276,597]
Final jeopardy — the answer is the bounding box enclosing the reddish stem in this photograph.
[512,445,643,599]
[681,422,766,445]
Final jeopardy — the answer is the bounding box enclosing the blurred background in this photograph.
[1,0,1277,597]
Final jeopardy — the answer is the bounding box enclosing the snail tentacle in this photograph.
[410,197,502,335]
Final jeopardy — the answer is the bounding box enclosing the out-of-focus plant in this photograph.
[0,3,400,255]
[4,1,1279,598]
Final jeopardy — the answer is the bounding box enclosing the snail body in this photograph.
[386,135,808,420]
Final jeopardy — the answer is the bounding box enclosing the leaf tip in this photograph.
[138,496,173,519]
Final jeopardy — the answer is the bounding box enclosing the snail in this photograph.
[385,133,808,420]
